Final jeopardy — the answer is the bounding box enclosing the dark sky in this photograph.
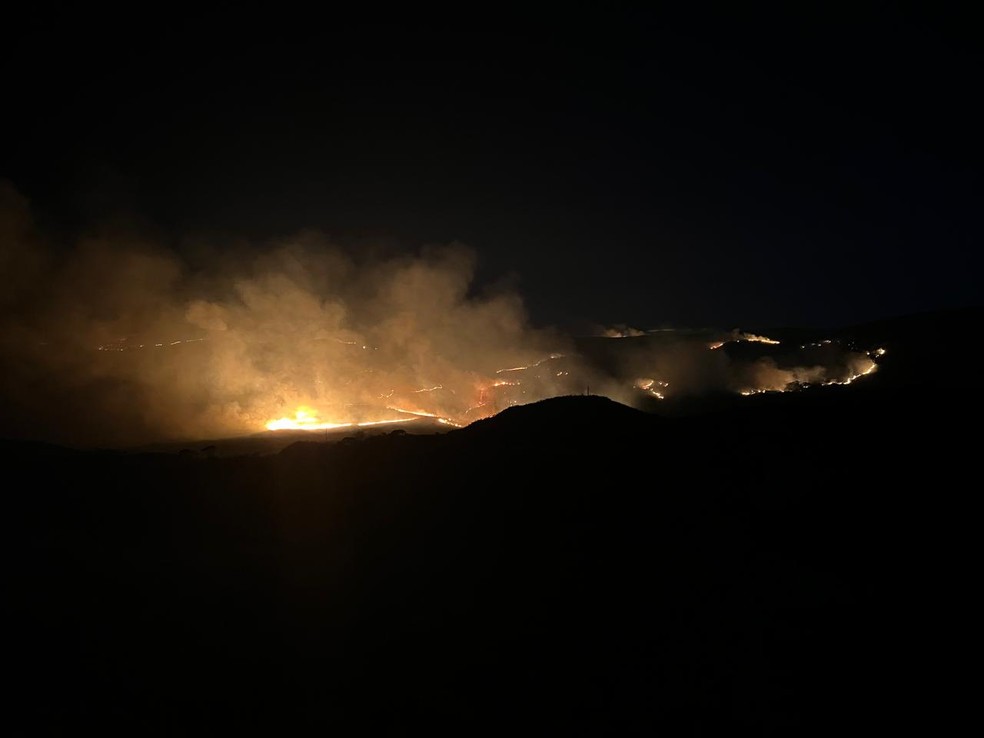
[3,4,981,332]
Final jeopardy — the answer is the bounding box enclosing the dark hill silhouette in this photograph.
[460,392,659,438]
[4,306,980,735]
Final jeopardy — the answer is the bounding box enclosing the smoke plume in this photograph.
[0,181,882,448]
[0,182,570,446]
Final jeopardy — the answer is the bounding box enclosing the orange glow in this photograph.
[265,405,418,431]
[84,325,899,438]
[634,378,668,400]
[709,331,781,349]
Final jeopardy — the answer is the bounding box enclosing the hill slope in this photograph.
[4,308,980,735]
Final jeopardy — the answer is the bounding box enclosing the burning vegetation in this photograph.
[0,182,885,447]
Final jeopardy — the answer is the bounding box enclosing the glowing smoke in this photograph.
[0,181,883,448]
[0,182,569,446]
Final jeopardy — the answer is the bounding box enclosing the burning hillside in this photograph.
[1,317,885,447]
[1,183,886,448]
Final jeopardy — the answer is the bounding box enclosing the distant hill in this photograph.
[4,306,980,735]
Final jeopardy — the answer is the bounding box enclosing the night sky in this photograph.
[3,5,981,332]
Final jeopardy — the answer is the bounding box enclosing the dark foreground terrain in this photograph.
[5,307,980,735]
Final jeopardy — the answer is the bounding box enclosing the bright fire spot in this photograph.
[709,330,781,350]
[265,405,417,432]
[634,378,668,400]
[265,403,464,432]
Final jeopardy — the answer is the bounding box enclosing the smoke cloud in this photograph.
[0,181,881,448]
[0,182,570,446]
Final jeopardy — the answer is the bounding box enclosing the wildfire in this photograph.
[822,355,879,386]
[265,405,418,432]
[735,348,884,396]
[385,406,461,426]
[98,336,205,351]
[90,332,887,439]
[634,378,668,400]
[708,330,781,350]
[495,354,565,374]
